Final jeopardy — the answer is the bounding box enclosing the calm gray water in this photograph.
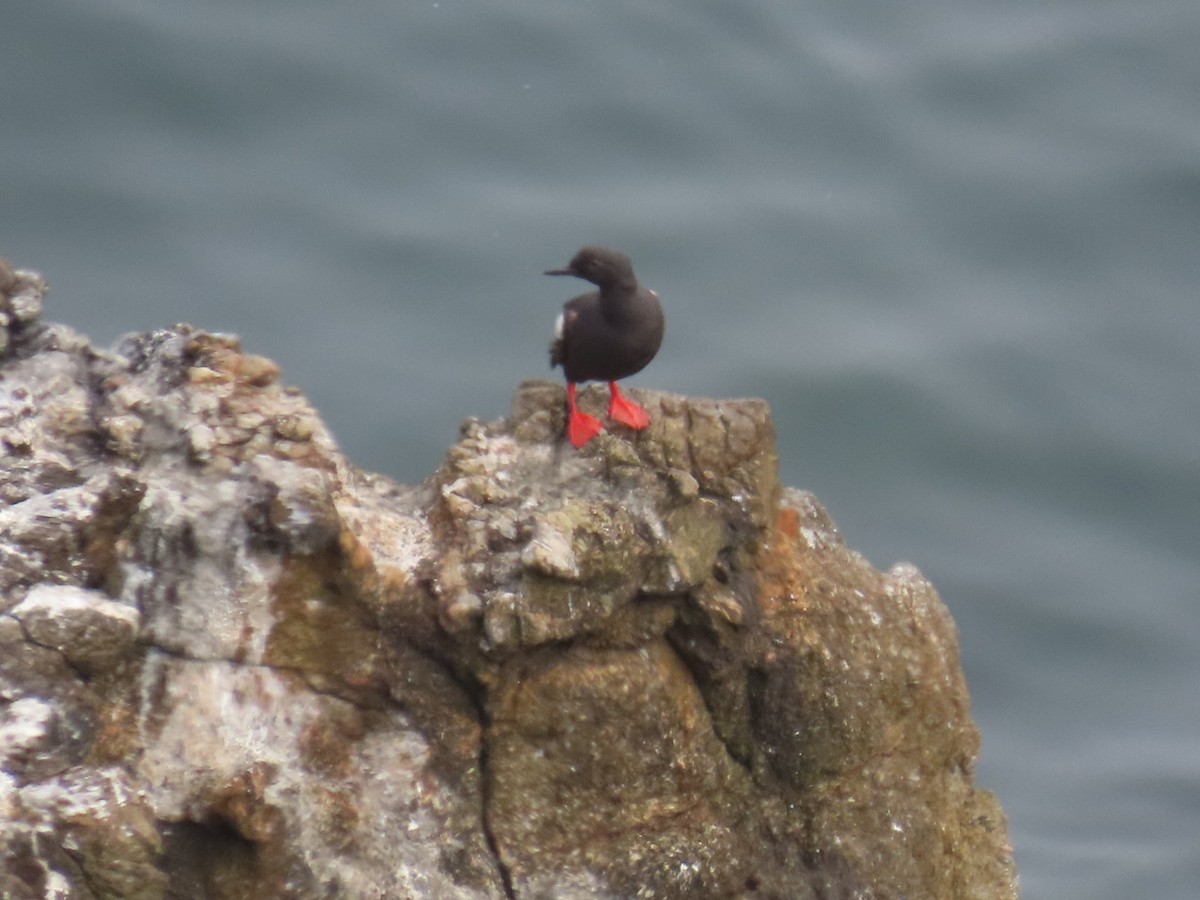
[3,1,1198,896]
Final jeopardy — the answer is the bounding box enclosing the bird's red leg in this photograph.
[566,383,604,447]
[607,381,651,430]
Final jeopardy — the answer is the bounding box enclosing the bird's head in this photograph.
[544,245,634,288]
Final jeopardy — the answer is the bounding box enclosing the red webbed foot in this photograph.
[607,382,652,430]
[566,383,605,447]
[568,408,604,447]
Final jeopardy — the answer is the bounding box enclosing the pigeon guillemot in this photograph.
[545,245,664,447]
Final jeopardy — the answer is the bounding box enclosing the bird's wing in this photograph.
[549,308,577,368]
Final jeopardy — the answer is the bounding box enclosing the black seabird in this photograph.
[545,245,664,447]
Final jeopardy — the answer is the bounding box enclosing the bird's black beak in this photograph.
[544,266,574,277]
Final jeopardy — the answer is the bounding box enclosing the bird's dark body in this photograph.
[546,247,664,384]
[544,245,663,446]
[551,289,663,383]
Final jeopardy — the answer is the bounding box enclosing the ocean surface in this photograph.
[2,1,1198,896]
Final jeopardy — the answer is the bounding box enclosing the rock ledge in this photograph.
[0,259,1016,899]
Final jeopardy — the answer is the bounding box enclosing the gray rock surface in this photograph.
[0,258,1017,899]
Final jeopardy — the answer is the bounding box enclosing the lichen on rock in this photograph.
[0,257,1017,899]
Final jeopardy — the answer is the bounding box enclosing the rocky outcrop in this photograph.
[0,258,1017,899]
